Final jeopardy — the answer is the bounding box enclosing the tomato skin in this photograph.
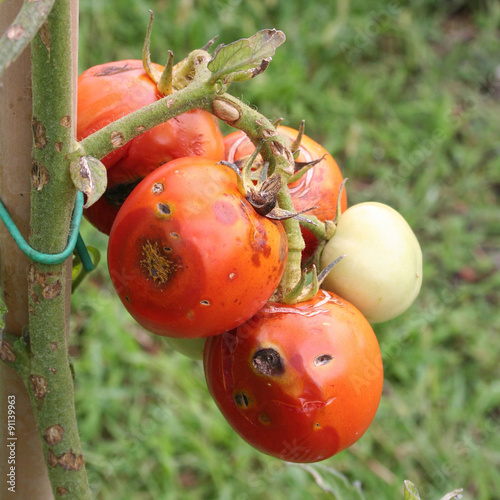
[321,202,423,323]
[107,157,288,339]
[204,290,383,462]
[224,126,347,259]
[164,337,206,360]
[77,60,163,169]
[77,60,225,234]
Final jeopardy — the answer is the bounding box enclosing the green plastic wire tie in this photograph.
[0,191,89,266]
[75,232,95,272]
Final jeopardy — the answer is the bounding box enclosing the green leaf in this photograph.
[404,480,421,500]
[70,155,107,208]
[208,29,286,85]
[72,246,101,293]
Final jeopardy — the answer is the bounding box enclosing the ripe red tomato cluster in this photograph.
[79,58,421,464]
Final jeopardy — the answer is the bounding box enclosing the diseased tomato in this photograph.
[321,202,423,323]
[77,60,225,234]
[224,126,347,259]
[204,290,383,463]
[107,157,288,338]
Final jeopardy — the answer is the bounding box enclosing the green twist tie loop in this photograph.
[75,232,95,272]
[0,191,86,266]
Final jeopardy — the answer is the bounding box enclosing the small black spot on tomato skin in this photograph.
[234,392,249,408]
[314,354,334,367]
[157,202,171,215]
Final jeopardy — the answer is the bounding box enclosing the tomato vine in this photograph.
[0,6,313,495]
[0,1,428,497]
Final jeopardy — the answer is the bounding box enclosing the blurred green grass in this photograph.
[73,0,500,498]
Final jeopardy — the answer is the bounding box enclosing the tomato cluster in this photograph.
[77,60,225,234]
[79,57,422,464]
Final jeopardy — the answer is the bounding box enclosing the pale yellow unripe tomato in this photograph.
[165,337,206,360]
[320,202,423,323]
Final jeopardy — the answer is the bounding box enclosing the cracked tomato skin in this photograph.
[224,126,347,260]
[77,59,224,234]
[204,290,383,462]
[107,157,288,339]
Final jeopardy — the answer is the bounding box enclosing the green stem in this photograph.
[208,92,305,299]
[0,0,56,76]
[172,49,209,90]
[29,0,91,497]
[80,79,214,162]
[297,214,328,242]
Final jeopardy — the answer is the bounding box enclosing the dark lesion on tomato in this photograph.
[94,64,137,76]
[105,179,142,206]
[252,348,284,376]
[139,240,176,285]
[234,391,250,408]
[314,354,334,366]
[157,202,171,216]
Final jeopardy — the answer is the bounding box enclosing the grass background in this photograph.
[73,0,500,498]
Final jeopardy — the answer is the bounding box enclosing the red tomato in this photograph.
[204,290,383,462]
[77,60,225,234]
[107,157,288,338]
[224,126,347,260]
